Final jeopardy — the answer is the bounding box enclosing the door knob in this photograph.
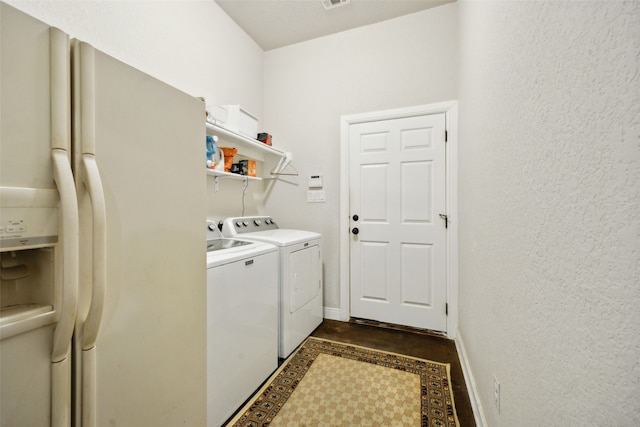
[352,227,359,235]
[352,214,359,221]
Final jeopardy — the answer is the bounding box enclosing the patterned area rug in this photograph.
[226,337,459,427]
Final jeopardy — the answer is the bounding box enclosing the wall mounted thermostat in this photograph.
[308,175,323,188]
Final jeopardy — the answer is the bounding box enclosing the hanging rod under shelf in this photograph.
[269,153,298,177]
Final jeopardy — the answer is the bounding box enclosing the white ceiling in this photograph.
[215,0,455,51]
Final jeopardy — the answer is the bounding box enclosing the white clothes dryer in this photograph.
[221,216,323,359]
[205,221,278,427]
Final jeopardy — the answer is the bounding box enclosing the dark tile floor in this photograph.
[311,319,476,427]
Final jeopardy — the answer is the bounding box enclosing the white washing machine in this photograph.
[205,221,278,427]
[221,216,323,359]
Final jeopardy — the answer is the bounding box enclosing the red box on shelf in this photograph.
[257,133,272,146]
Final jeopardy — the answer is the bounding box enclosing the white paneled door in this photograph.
[349,113,447,331]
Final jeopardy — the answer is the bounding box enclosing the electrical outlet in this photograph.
[493,375,501,414]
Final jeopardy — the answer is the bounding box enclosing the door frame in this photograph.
[338,101,459,339]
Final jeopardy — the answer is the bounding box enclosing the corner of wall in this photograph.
[454,330,488,427]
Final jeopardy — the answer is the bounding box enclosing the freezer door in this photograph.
[1,5,78,427]
[0,4,56,190]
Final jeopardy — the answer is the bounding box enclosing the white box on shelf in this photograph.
[207,105,258,139]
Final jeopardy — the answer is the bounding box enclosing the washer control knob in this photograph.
[242,221,249,227]
[235,221,243,228]
[254,219,262,226]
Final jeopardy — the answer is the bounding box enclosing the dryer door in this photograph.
[289,243,321,314]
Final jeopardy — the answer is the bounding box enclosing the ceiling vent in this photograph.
[321,0,350,10]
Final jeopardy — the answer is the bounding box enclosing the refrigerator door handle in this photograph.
[75,40,107,350]
[51,149,79,427]
[50,151,79,359]
[79,154,106,427]
[50,27,79,427]
[80,153,106,349]
[76,40,109,427]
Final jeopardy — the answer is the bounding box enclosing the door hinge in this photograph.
[439,213,448,229]
[445,303,449,316]
[445,130,448,142]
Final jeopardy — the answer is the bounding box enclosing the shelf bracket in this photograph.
[270,152,299,177]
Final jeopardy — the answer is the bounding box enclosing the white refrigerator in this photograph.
[0,3,207,426]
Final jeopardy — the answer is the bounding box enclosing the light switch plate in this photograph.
[307,190,326,203]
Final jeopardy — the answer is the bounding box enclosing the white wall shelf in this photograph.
[205,121,293,191]
[206,169,261,182]
[205,122,284,162]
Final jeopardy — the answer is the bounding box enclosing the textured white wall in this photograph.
[458,1,640,425]
[5,0,263,112]
[4,0,266,221]
[262,4,458,310]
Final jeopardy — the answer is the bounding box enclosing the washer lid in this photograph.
[232,229,321,246]
[206,238,277,268]
[207,238,252,252]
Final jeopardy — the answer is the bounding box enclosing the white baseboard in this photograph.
[455,331,488,427]
[323,307,342,321]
